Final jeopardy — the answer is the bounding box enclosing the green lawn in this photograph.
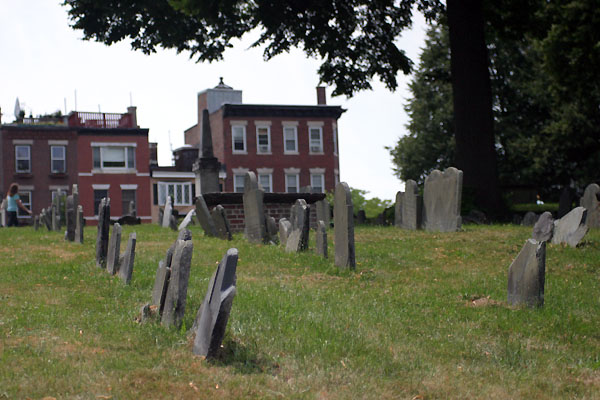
[1,223,599,399]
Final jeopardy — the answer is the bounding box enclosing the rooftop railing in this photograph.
[67,112,134,128]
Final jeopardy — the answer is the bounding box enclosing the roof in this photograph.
[221,104,345,119]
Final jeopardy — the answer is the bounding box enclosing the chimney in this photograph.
[127,106,138,127]
[316,86,326,105]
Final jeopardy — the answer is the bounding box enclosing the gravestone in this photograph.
[75,205,84,244]
[356,210,366,225]
[422,167,462,232]
[394,191,403,228]
[158,208,164,225]
[316,199,331,228]
[211,205,232,240]
[334,182,355,269]
[42,208,52,231]
[118,233,137,284]
[532,211,554,242]
[65,195,76,241]
[95,198,110,268]
[315,220,328,258]
[285,199,310,253]
[279,218,292,248]
[552,207,589,247]
[507,239,546,307]
[162,239,194,328]
[178,209,196,231]
[51,204,59,232]
[266,216,279,244]
[169,214,178,231]
[33,215,39,230]
[580,183,600,228]
[192,248,238,358]
[128,200,136,217]
[106,223,122,275]
[0,199,5,227]
[193,109,221,194]
[521,211,539,226]
[243,172,267,244]
[162,196,173,228]
[401,179,422,230]
[195,195,217,236]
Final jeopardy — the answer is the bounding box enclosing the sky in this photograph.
[0,1,428,201]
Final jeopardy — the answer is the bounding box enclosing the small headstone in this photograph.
[34,215,39,231]
[266,216,279,244]
[118,233,136,284]
[51,204,59,232]
[169,214,178,231]
[507,239,546,307]
[580,183,600,228]
[315,220,327,258]
[162,239,194,329]
[316,199,331,228]
[243,172,268,244]
[401,179,423,230]
[195,195,217,236]
[42,208,52,231]
[106,223,122,275]
[532,211,554,242]
[551,206,589,247]
[192,248,238,358]
[178,209,196,231]
[158,208,164,225]
[521,211,539,226]
[95,198,111,268]
[162,196,173,228]
[334,182,355,269]
[394,191,403,228]
[65,195,76,241]
[300,186,312,193]
[75,205,84,244]
[211,205,232,240]
[128,200,136,217]
[285,199,310,253]
[422,167,462,232]
[279,218,292,248]
[356,210,366,225]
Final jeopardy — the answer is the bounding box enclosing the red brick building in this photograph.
[185,81,345,194]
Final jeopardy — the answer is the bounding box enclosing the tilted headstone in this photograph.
[42,208,52,231]
[195,195,217,236]
[521,211,538,226]
[95,198,111,268]
[192,248,238,358]
[118,233,137,284]
[422,167,462,232]
[178,209,196,231]
[279,218,292,248]
[211,205,232,240]
[507,239,546,307]
[532,211,554,242]
[551,206,589,247]
[106,223,122,275]
[169,214,178,231]
[65,195,76,241]
[315,220,328,258]
[33,215,39,231]
[316,199,331,228]
[401,179,423,230]
[162,239,194,328]
[243,172,268,244]
[285,199,310,253]
[580,183,600,229]
[266,216,279,244]
[75,205,84,244]
[394,191,403,228]
[162,196,173,228]
[334,182,355,269]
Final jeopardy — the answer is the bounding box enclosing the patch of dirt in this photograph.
[465,296,503,308]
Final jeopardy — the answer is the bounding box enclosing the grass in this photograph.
[1,222,599,399]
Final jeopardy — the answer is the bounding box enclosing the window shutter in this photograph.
[153,183,158,205]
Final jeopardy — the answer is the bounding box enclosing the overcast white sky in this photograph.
[0,1,428,201]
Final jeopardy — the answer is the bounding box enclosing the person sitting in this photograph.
[5,183,32,227]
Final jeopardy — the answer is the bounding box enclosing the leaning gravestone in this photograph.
[401,179,422,230]
[169,214,178,231]
[316,220,328,258]
[195,195,217,236]
[34,215,39,231]
[243,172,267,244]
[118,233,137,284]
[162,196,173,228]
[192,248,238,358]
[51,204,59,232]
[42,208,52,231]
[316,199,331,228]
[75,205,84,244]
[95,198,111,268]
[580,183,600,229]
[521,211,538,227]
[266,215,279,244]
[551,206,589,247]
[286,199,310,253]
[422,167,462,232]
[279,218,292,248]
[507,239,546,307]
[532,211,554,242]
[106,223,122,275]
[162,239,194,328]
[211,205,232,240]
[178,209,196,231]
[394,191,403,228]
[334,182,355,269]
[65,194,76,241]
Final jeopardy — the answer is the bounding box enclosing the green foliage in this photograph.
[349,187,392,218]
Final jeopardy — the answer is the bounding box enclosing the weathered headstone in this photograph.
[521,211,539,226]
[178,209,196,231]
[532,211,554,242]
[65,194,76,241]
[266,216,279,244]
[162,239,194,328]
[315,220,328,258]
[118,233,137,284]
[243,172,267,244]
[51,204,59,232]
[356,210,366,225]
[42,208,52,231]
[162,196,173,228]
[169,214,178,231]
[33,215,39,230]
[128,200,136,217]
[552,206,589,247]
[285,199,310,253]
[0,199,6,227]
[401,179,422,230]
[580,183,600,228]
[279,218,292,248]
[75,205,84,244]
[334,182,355,269]
[192,248,238,358]
[316,199,331,228]
[95,198,110,268]
[193,109,222,194]
[507,239,546,307]
[422,167,462,232]
[394,191,403,228]
[211,205,232,240]
[158,208,164,225]
[195,195,217,236]
[106,223,122,275]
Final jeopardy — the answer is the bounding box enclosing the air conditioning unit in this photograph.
[259,145,269,152]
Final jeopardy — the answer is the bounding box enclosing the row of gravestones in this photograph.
[32,185,86,244]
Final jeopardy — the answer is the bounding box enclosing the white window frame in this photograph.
[283,123,299,154]
[258,173,273,193]
[15,145,31,173]
[332,122,338,156]
[51,145,66,173]
[285,173,300,193]
[157,182,192,206]
[92,143,136,171]
[310,173,325,193]
[231,124,247,154]
[17,191,32,218]
[256,125,271,154]
[308,124,324,154]
[233,174,246,193]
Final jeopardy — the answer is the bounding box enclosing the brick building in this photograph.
[185,80,345,194]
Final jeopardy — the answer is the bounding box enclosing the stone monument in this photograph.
[193,109,221,194]
[243,172,267,244]
[580,183,600,228]
[422,167,462,232]
[507,239,546,307]
[401,179,422,230]
[334,182,355,269]
[95,198,110,268]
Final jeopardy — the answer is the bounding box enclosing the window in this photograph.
[258,173,272,192]
[15,145,31,173]
[332,123,338,155]
[17,191,32,218]
[283,126,298,154]
[285,174,299,193]
[51,145,66,173]
[309,127,323,153]
[122,189,136,216]
[157,182,192,206]
[94,190,108,215]
[256,126,271,154]
[311,173,324,193]
[233,174,245,193]
[92,146,135,169]
[232,125,246,153]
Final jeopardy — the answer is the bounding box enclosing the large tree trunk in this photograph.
[447,0,504,217]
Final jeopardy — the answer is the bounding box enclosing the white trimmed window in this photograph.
[158,182,192,206]
[258,173,272,192]
[92,145,135,169]
[15,145,31,173]
[51,145,66,173]
[283,125,298,154]
[256,125,271,154]
[233,174,246,193]
[17,191,32,218]
[232,125,247,153]
[310,173,324,193]
[332,123,338,155]
[285,173,299,193]
[309,126,323,153]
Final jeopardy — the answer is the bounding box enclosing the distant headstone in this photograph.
[300,186,312,193]
[211,205,232,240]
[75,205,84,244]
[51,204,59,232]
[0,199,6,227]
[521,211,538,226]
[266,215,279,244]
[162,196,173,228]
[178,209,196,231]
[279,218,292,248]
[580,183,600,228]
[532,211,554,242]
[162,239,194,328]
[356,210,366,225]
[334,182,355,269]
[33,215,39,230]
[106,223,122,275]
[65,195,76,241]
[316,199,331,228]
[195,195,217,236]
[192,248,238,358]
[193,109,222,194]
[128,200,136,217]
[551,206,589,247]
[169,214,178,231]
[315,220,327,258]
[95,198,110,268]
[118,233,136,284]
[558,187,573,218]
[158,208,164,225]
[243,172,267,244]
[423,167,462,232]
[285,199,310,253]
[401,179,422,230]
[42,208,52,231]
[394,191,403,228]
[507,239,546,307]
